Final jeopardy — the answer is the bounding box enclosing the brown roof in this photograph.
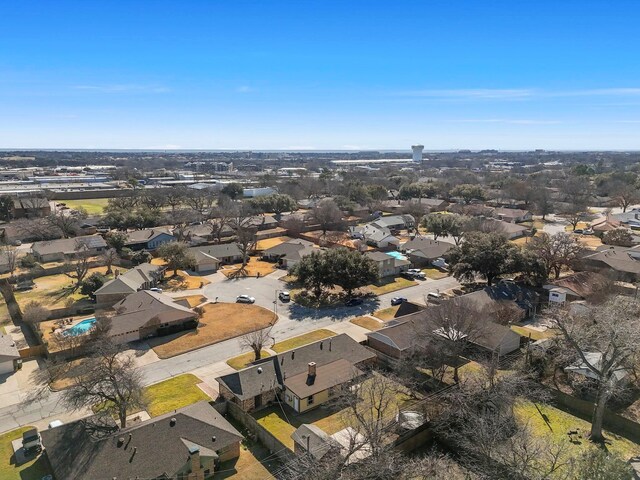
[546,271,609,298]
[284,359,363,398]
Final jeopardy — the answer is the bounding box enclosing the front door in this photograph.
[254,394,262,409]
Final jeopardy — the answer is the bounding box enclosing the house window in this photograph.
[307,395,314,405]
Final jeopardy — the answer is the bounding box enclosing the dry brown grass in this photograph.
[255,236,292,250]
[350,316,384,331]
[174,295,208,308]
[150,303,277,358]
[221,257,277,278]
[162,271,211,290]
[372,305,400,321]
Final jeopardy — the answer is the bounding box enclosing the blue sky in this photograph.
[1,1,639,150]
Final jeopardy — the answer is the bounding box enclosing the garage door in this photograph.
[0,360,14,375]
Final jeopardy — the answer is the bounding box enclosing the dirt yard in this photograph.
[221,257,277,278]
[150,302,277,358]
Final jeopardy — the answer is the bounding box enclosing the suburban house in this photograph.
[125,228,175,251]
[371,214,415,231]
[0,251,15,274]
[0,334,19,375]
[189,243,243,273]
[381,198,449,214]
[400,238,453,267]
[106,290,198,344]
[493,208,533,224]
[452,283,539,320]
[350,224,400,249]
[182,222,235,244]
[40,402,243,480]
[482,218,529,240]
[11,197,51,219]
[93,263,165,306]
[364,251,411,278]
[31,234,107,262]
[612,207,640,226]
[543,271,610,304]
[248,215,279,231]
[261,239,316,269]
[367,290,528,360]
[216,333,376,413]
[580,245,640,282]
[565,352,629,384]
[591,216,622,234]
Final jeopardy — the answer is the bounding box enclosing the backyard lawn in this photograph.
[161,271,210,291]
[145,374,211,417]
[216,440,277,479]
[515,400,640,462]
[221,257,277,278]
[227,350,271,370]
[271,329,336,353]
[60,198,110,215]
[255,236,292,251]
[350,316,385,331]
[0,426,52,480]
[372,305,401,321]
[366,276,417,295]
[150,303,277,358]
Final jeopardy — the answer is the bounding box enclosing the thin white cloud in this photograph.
[235,85,255,93]
[396,88,640,100]
[450,119,562,125]
[73,84,170,94]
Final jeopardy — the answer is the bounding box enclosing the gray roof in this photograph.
[371,214,414,229]
[189,243,242,260]
[0,334,19,360]
[125,228,174,245]
[401,238,453,258]
[582,246,640,275]
[217,333,376,401]
[263,240,314,257]
[32,235,107,256]
[291,424,341,459]
[109,290,196,336]
[95,263,164,296]
[41,401,243,480]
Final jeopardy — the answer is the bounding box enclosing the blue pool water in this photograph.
[386,251,407,261]
[64,318,97,336]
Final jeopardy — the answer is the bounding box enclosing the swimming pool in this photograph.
[386,251,408,261]
[64,318,97,337]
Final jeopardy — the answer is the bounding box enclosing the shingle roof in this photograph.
[582,246,640,275]
[401,238,453,258]
[108,290,196,336]
[41,401,243,480]
[189,243,242,259]
[0,334,19,360]
[284,359,364,398]
[95,263,163,295]
[544,271,609,299]
[291,424,341,460]
[125,228,174,245]
[217,333,375,401]
[32,235,107,256]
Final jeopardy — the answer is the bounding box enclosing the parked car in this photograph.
[236,295,256,304]
[48,420,64,429]
[573,229,584,234]
[149,287,163,293]
[432,257,449,270]
[402,270,426,280]
[412,271,426,280]
[400,271,415,280]
[278,291,291,302]
[426,292,441,299]
[391,297,407,306]
[406,268,422,274]
[345,298,363,307]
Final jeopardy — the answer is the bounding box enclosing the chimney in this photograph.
[308,362,316,377]
[188,446,201,474]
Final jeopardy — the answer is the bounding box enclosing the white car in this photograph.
[149,287,163,293]
[48,420,64,429]
[236,295,256,304]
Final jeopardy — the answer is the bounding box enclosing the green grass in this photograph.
[511,325,557,341]
[271,329,336,353]
[0,426,52,480]
[227,350,271,370]
[367,276,417,295]
[145,374,211,417]
[516,400,640,461]
[60,198,110,215]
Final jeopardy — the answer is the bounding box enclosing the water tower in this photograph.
[411,144,424,162]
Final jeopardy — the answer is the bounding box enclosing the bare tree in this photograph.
[64,241,92,291]
[204,207,230,243]
[165,187,187,212]
[101,248,119,275]
[308,198,344,235]
[1,244,18,277]
[62,339,147,428]
[228,204,257,269]
[239,324,274,362]
[47,208,85,238]
[552,297,640,443]
[527,232,582,279]
[184,189,214,219]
